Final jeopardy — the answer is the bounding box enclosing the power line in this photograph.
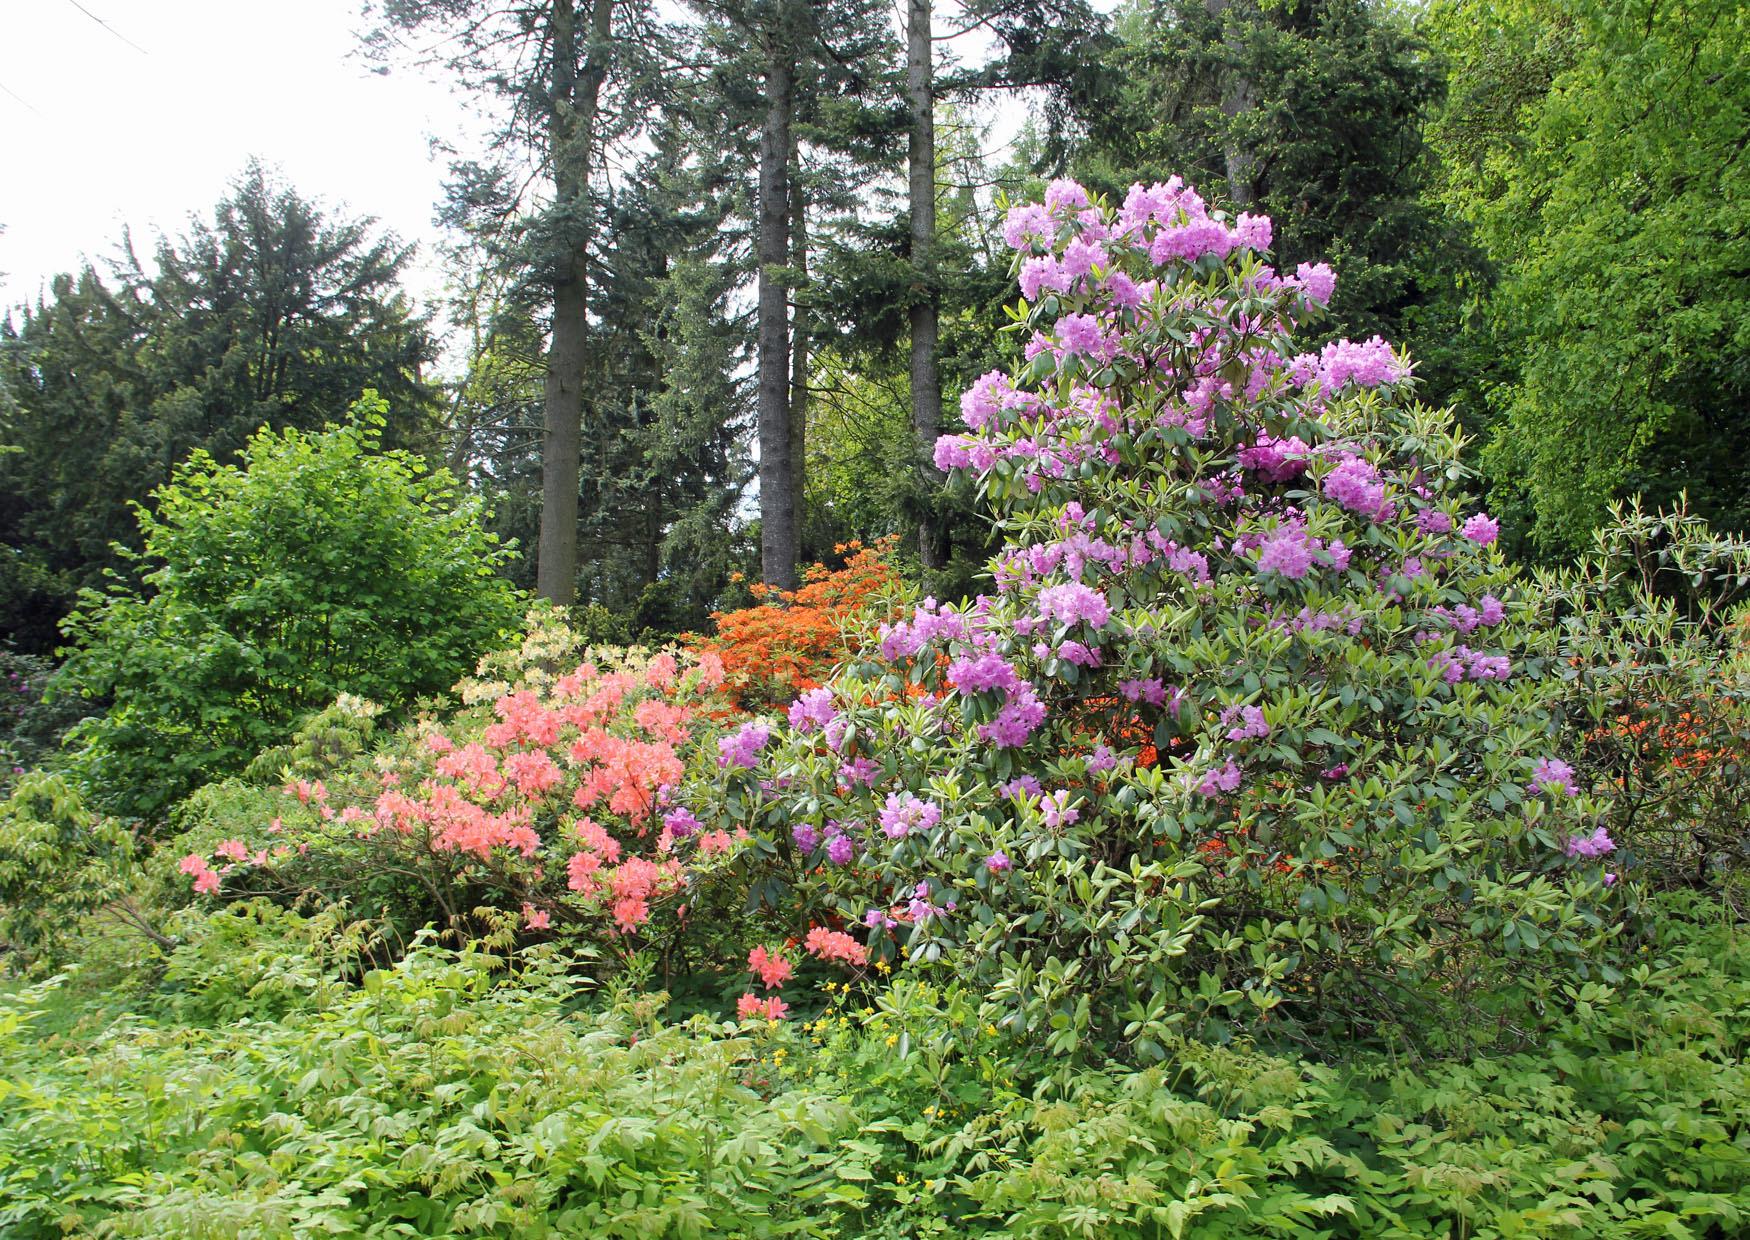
[0,79,43,116]
[64,0,148,55]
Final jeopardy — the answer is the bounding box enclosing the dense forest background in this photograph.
[3,0,1744,652]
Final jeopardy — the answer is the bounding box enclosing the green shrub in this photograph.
[0,914,863,1239]
[0,771,157,970]
[0,895,1743,1239]
[1540,499,1750,889]
[0,650,92,795]
[57,394,522,819]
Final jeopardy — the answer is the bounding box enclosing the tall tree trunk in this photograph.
[1205,0,1257,207]
[536,0,614,605]
[789,139,808,564]
[757,36,798,588]
[908,0,945,570]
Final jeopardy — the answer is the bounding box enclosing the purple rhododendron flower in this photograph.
[1463,513,1500,545]
[1196,757,1243,796]
[879,791,942,839]
[985,851,1013,873]
[1564,826,1615,859]
[664,807,701,838]
[1040,790,1080,829]
[1036,582,1112,629]
[1529,757,1579,797]
[1295,261,1336,305]
[1120,677,1168,706]
[787,687,838,733]
[791,823,819,853]
[1057,312,1105,357]
[1258,528,1314,579]
[1223,705,1269,741]
[948,653,1020,695]
[1323,455,1390,520]
[716,722,770,769]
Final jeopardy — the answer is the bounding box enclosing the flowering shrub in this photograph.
[694,176,1619,1052]
[170,608,752,960]
[691,538,905,710]
[1542,500,1750,891]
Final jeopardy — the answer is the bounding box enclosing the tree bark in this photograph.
[757,34,798,588]
[789,138,808,563]
[536,0,614,605]
[1205,0,1257,207]
[908,0,945,570]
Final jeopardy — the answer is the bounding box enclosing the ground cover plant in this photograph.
[0,892,1744,1238]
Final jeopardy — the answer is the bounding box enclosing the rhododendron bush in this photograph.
[684,176,1623,1052]
[174,609,754,955]
[690,538,905,710]
[1542,500,1750,890]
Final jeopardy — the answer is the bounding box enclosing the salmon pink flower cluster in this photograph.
[179,644,740,942]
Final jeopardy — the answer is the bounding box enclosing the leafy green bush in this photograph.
[0,650,92,795]
[0,894,1744,1239]
[58,395,521,819]
[1540,499,1750,890]
[0,771,158,969]
[0,912,864,1239]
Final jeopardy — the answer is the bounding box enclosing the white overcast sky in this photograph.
[0,0,461,318]
[0,0,1062,356]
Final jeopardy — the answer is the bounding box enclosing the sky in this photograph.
[0,0,462,317]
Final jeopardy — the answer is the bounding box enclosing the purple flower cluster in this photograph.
[948,652,1021,696]
[877,598,973,661]
[1529,757,1580,798]
[1428,645,1512,683]
[717,721,771,770]
[1222,705,1269,741]
[1564,826,1615,859]
[1463,513,1500,545]
[1040,789,1081,829]
[879,791,942,839]
[787,687,839,734]
[1237,433,1310,483]
[664,806,702,837]
[1036,582,1112,630]
[976,681,1049,748]
[1195,758,1243,797]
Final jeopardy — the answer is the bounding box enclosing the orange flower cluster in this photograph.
[691,537,903,709]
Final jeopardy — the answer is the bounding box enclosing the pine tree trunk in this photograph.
[789,150,809,563]
[908,0,945,570]
[536,0,614,605]
[758,37,798,589]
[1205,0,1257,207]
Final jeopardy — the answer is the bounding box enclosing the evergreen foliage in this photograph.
[0,165,436,651]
